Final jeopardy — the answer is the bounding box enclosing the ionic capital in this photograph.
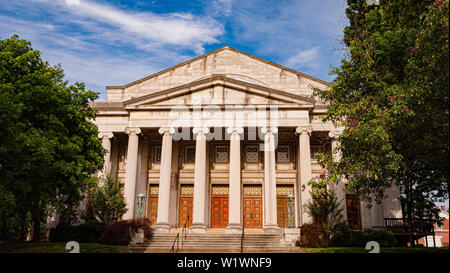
[328,130,342,139]
[226,127,244,135]
[158,127,175,135]
[125,127,142,136]
[295,126,313,136]
[261,126,278,135]
[98,131,114,139]
[193,126,210,135]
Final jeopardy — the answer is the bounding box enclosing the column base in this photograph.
[190,223,207,234]
[153,222,171,233]
[263,225,281,234]
[225,223,242,234]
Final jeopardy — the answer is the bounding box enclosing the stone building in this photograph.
[91,46,402,235]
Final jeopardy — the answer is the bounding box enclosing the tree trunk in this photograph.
[31,206,43,242]
[19,210,26,241]
[1,211,7,241]
[31,216,41,242]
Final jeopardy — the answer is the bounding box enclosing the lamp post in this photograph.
[136,193,146,219]
[287,194,295,228]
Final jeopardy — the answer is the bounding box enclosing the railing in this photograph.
[384,218,435,234]
[170,233,180,253]
[170,214,190,253]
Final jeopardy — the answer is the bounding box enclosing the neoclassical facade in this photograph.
[91,46,402,234]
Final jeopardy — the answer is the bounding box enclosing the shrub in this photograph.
[127,218,153,236]
[296,223,330,248]
[97,218,153,245]
[49,223,106,243]
[82,174,127,226]
[97,221,130,245]
[331,229,397,247]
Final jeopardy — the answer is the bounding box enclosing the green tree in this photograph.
[82,174,127,226]
[0,35,104,241]
[313,0,448,245]
[314,0,448,203]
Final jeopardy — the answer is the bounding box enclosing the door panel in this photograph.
[211,196,229,228]
[243,197,262,228]
[346,194,361,230]
[277,197,288,228]
[147,195,158,225]
[179,196,193,228]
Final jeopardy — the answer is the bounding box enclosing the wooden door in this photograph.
[211,196,229,228]
[277,197,289,228]
[243,197,262,228]
[346,194,361,229]
[179,196,193,228]
[147,195,158,225]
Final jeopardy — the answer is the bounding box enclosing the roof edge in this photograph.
[105,46,331,89]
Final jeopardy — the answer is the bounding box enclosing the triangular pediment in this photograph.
[107,46,330,102]
[123,75,315,109]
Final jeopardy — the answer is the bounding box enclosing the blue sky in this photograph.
[1,0,449,210]
[0,0,349,101]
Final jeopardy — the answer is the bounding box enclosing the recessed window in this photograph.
[245,145,259,163]
[215,146,229,163]
[184,146,196,163]
[154,145,162,163]
[276,145,290,163]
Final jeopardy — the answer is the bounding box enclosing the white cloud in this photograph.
[285,47,320,69]
[0,13,194,100]
[54,0,223,52]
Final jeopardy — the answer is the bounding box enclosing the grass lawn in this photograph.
[0,242,126,253]
[300,247,450,253]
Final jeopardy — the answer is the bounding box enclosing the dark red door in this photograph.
[243,197,262,228]
[179,196,193,228]
[211,196,229,228]
[346,194,361,229]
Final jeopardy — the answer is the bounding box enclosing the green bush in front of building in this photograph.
[49,224,106,243]
[331,227,397,247]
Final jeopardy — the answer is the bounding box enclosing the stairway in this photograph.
[128,230,302,253]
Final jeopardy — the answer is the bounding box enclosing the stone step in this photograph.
[129,231,298,253]
[128,247,302,253]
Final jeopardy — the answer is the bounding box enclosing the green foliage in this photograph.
[331,227,397,247]
[313,0,448,220]
[49,224,106,243]
[305,178,344,229]
[0,35,104,240]
[82,174,128,226]
[299,178,346,247]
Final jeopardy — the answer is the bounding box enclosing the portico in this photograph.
[91,46,403,235]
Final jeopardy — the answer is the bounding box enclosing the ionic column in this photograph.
[296,126,313,225]
[226,127,243,234]
[98,132,114,175]
[123,127,142,220]
[262,127,279,233]
[155,127,174,233]
[191,127,209,233]
[328,130,347,221]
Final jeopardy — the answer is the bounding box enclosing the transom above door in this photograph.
[243,185,262,228]
[211,185,229,228]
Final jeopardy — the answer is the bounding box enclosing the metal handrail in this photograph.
[170,233,179,253]
[181,214,189,247]
[170,214,190,253]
